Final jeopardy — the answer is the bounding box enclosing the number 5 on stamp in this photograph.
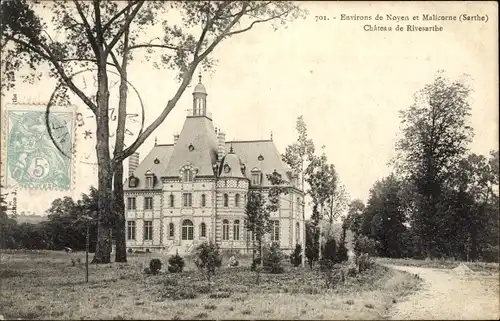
[2,103,75,190]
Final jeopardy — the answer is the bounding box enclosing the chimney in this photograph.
[173,133,179,145]
[128,152,139,176]
[217,131,226,161]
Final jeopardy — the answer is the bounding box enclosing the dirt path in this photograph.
[385,264,499,320]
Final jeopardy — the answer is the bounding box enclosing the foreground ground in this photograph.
[377,258,499,320]
[0,251,419,320]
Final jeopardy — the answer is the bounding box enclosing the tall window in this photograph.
[144,221,153,241]
[127,197,136,210]
[169,223,174,238]
[182,220,194,240]
[270,220,279,242]
[200,222,206,238]
[183,169,193,182]
[233,220,240,241]
[144,197,153,210]
[222,219,230,240]
[169,195,175,207]
[127,221,136,240]
[146,176,154,188]
[223,193,229,207]
[235,194,240,207]
[201,194,206,207]
[296,222,300,244]
[183,193,192,207]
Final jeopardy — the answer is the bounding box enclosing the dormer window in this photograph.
[146,177,153,188]
[251,168,262,186]
[128,176,138,188]
[183,169,193,182]
[145,171,155,189]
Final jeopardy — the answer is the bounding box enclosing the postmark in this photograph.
[2,103,75,190]
[45,68,145,166]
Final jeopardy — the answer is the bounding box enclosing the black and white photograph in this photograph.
[0,1,498,320]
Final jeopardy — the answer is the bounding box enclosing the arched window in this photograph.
[296,222,300,244]
[169,195,175,208]
[200,222,206,238]
[182,220,194,240]
[183,169,193,182]
[222,219,230,240]
[223,193,229,207]
[233,220,240,241]
[201,194,206,207]
[169,223,175,238]
[235,194,240,207]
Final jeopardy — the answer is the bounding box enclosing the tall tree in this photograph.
[395,72,473,258]
[245,171,288,263]
[343,199,365,241]
[282,115,315,267]
[2,0,306,263]
[365,174,407,258]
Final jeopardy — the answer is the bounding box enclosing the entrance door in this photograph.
[181,219,194,245]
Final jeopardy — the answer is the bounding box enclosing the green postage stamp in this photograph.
[2,103,75,190]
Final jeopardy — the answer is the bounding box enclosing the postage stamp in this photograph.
[1,103,75,190]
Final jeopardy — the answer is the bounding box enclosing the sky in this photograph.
[1,1,498,217]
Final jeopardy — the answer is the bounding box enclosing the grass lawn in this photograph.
[1,250,420,320]
[376,257,499,274]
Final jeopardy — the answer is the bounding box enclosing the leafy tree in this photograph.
[343,199,365,240]
[395,72,473,258]
[365,174,407,258]
[282,115,315,267]
[0,183,19,249]
[262,242,284,274]
[245,171,288,264]
[2,0,306,264]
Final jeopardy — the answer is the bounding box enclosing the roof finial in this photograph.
[198,72,202,84]
[230,144,234,153]
[270,131,273,140]
[155,136,158,145]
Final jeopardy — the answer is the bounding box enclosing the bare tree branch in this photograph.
[104,1,145,57]
[101,0,140,33]
[116,3,250,162]
[73,0,100,56]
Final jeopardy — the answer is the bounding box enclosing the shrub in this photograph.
[194,242,222,280]
[319,258,344,289]
[356,253,375,273]
[143,267,152,275]
[335,242,349,263]
[127,248,133,254]
[168,253,185,273]
[251,257,261,271]
[149,258,162,275]
[322,237,337,262]
[354,235,377,257]
[290,244,302,267]
[263,242,284,274]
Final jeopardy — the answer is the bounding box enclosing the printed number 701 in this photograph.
[315,16,328,22]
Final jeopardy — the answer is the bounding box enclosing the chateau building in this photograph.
[124,77,304,254]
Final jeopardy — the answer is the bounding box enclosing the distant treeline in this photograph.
[1,187,99,252]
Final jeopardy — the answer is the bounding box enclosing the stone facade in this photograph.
[124,78,304,253]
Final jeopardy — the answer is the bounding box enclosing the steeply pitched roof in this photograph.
[227,140,292,186]
[124,144,174,190]
[164,116,219,177]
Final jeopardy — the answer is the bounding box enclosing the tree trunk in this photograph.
[91,63,113,264]
[114,162,127,262]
